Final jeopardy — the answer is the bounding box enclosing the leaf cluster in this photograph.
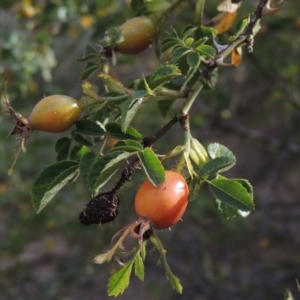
[5,0,287,297]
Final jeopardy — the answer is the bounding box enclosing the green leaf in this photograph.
[150,234,183,293]
[207,143,236,172]
[138,148,165,187]
[80,62,99,81]
[184,37,194,47]
[94,152,134,192]
[233,14,250,38]
[194,0,205,25]
[187,52,201,69]
[55,137,71,161]
[81,81,101,100]
[149,63,181,90]
[87,151,131,191]
[101,26,123,47]
[180,24,197,41]
[208,178,255,212]
[232,178,253,197]
[144,0,171,13]
[171,47,191,63]
[207,143,234,159]
[105,122,142,140]
[161,38,179,52]
[192,37,209,50]
[72,133,94,146]
[195,26,217,41]
[187,177,202,202]
[98,73,130,95]
[214,199,240,220]
[75,119,106,137]
[134,252,145,281]
[200,157,236,176]
[122,96,144,133]
[79,152,97,187]
[196,44,216,57]
[168,27,179,38]
[77,44,98,62]
[107,257,135,297]
[70,145,90,160]
[110,140,143,153]
[31,161,79,213]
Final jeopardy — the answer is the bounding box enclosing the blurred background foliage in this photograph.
[1,0,300,299]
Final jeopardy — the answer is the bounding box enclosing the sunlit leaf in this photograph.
[70,145,91,160]
[81,81,101,100]
[99,73,131,95]
[138,148,165,186]
[207,143,235,172]
[208,178,254,212]
[107,258,135,297]
[100,26,123,47]
[134,252,145,281]
[200,156,236,176]
[192,37,209,50]
[215,199,240,220]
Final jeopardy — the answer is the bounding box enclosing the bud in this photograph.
[190,138,209,167]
